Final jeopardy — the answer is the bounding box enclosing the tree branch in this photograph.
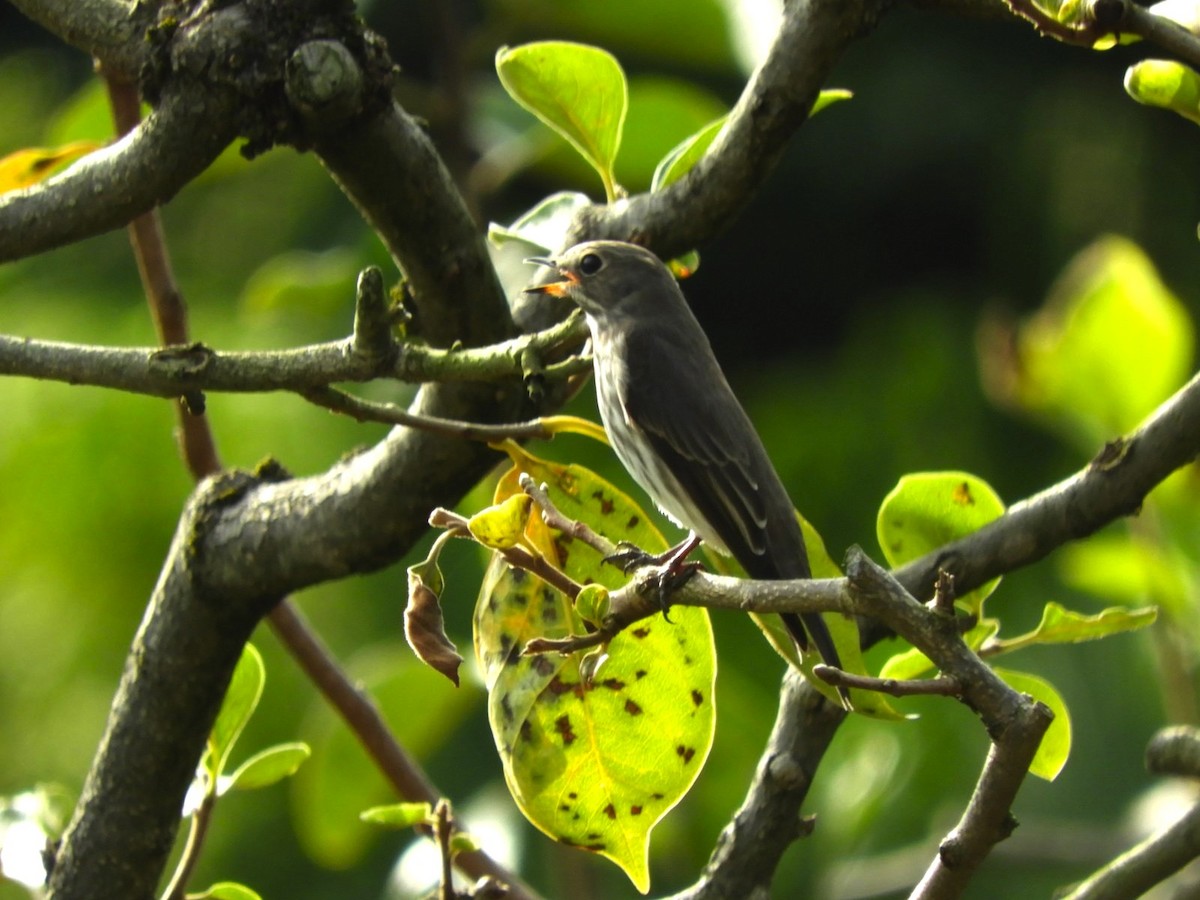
[0,78,237,262]
[893,369,1200,604]
[8,0,152,80]
[1004,0,1200,69]
[846,553,1053,898]
[106,73,224,479]
[561,0,883,262]
[46,475,284,900]
[493,369,1200,662]
[298,58,514,350]
[0,311,587,398]
[268,601,543,900]
[507,364,1200,897]
[670,671,846,900]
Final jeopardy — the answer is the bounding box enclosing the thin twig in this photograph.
[429,506,586,601]
[435,799,455,900]
[106,74,222,480]
[303,385,558,442]
[268,601,540,898]
[160,791,215,900]
[520,472,617,557]
[1003,0,1200,70]
[814,665,962,698]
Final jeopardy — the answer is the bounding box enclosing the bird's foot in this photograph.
[604,542,659,573]
[604,533,704,622]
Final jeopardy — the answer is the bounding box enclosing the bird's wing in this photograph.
[618,324,846,687]
[618,325,808,580]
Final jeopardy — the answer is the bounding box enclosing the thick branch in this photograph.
[0,79,236,262]
[1061,801,1200,899]
[671,670,845,900]
[566,0,881,260]
[302,81,513,349]
[47,475,283,900]
[502,369,1200,658]
[893,370,1200,603]
[8,0,152,79]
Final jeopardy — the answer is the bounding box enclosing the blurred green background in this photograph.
[1,1,1198,897]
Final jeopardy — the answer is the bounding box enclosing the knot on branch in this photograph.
[764,752,808,790]
[149,342,215,381]
[143,0,394,156]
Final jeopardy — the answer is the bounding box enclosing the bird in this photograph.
[525,240,847,704]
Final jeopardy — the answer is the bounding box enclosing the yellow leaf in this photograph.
[468,494,533,550]
[474,444,716,893]
[0,140,100,192]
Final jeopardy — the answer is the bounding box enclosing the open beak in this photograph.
[523,256,575,297]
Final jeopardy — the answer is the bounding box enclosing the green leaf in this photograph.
[810,87,853,117]
[987,601,1157,655]
[186,882,262,900]
[665,250,701,279]
[1042,0,1086,27]
[993,668,1071,781]
[1058,534,1188,615]
[877,472,1006,613]
[360,802,433,829]
[651,115,727,193]
[1125,60,1200,126]
[208,643,265,779]
[496,41,628,201]
[220,742,311,794]
[995,236,1194,447]
[617,78,726,192]
[574,582,611,626]
[650,90,848,193]
[475,443,716,893]
[488,191,592,254]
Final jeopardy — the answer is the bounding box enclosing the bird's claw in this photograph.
[604,536,705,623]
[644,561,703,623]
[603,541,658,574]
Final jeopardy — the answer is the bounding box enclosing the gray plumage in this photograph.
[527,240,844,691]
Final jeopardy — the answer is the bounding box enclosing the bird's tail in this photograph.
[783,611,851,709]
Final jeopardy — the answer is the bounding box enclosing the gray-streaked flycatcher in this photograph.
[525,240,845,702]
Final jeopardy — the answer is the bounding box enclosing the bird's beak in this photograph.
[523,256,576,297]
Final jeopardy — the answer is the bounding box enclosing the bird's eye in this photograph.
[578,252,603,276]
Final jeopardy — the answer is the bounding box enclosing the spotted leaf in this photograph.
[474,442,716,892]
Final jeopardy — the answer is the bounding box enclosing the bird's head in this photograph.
[524,241,677,321]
